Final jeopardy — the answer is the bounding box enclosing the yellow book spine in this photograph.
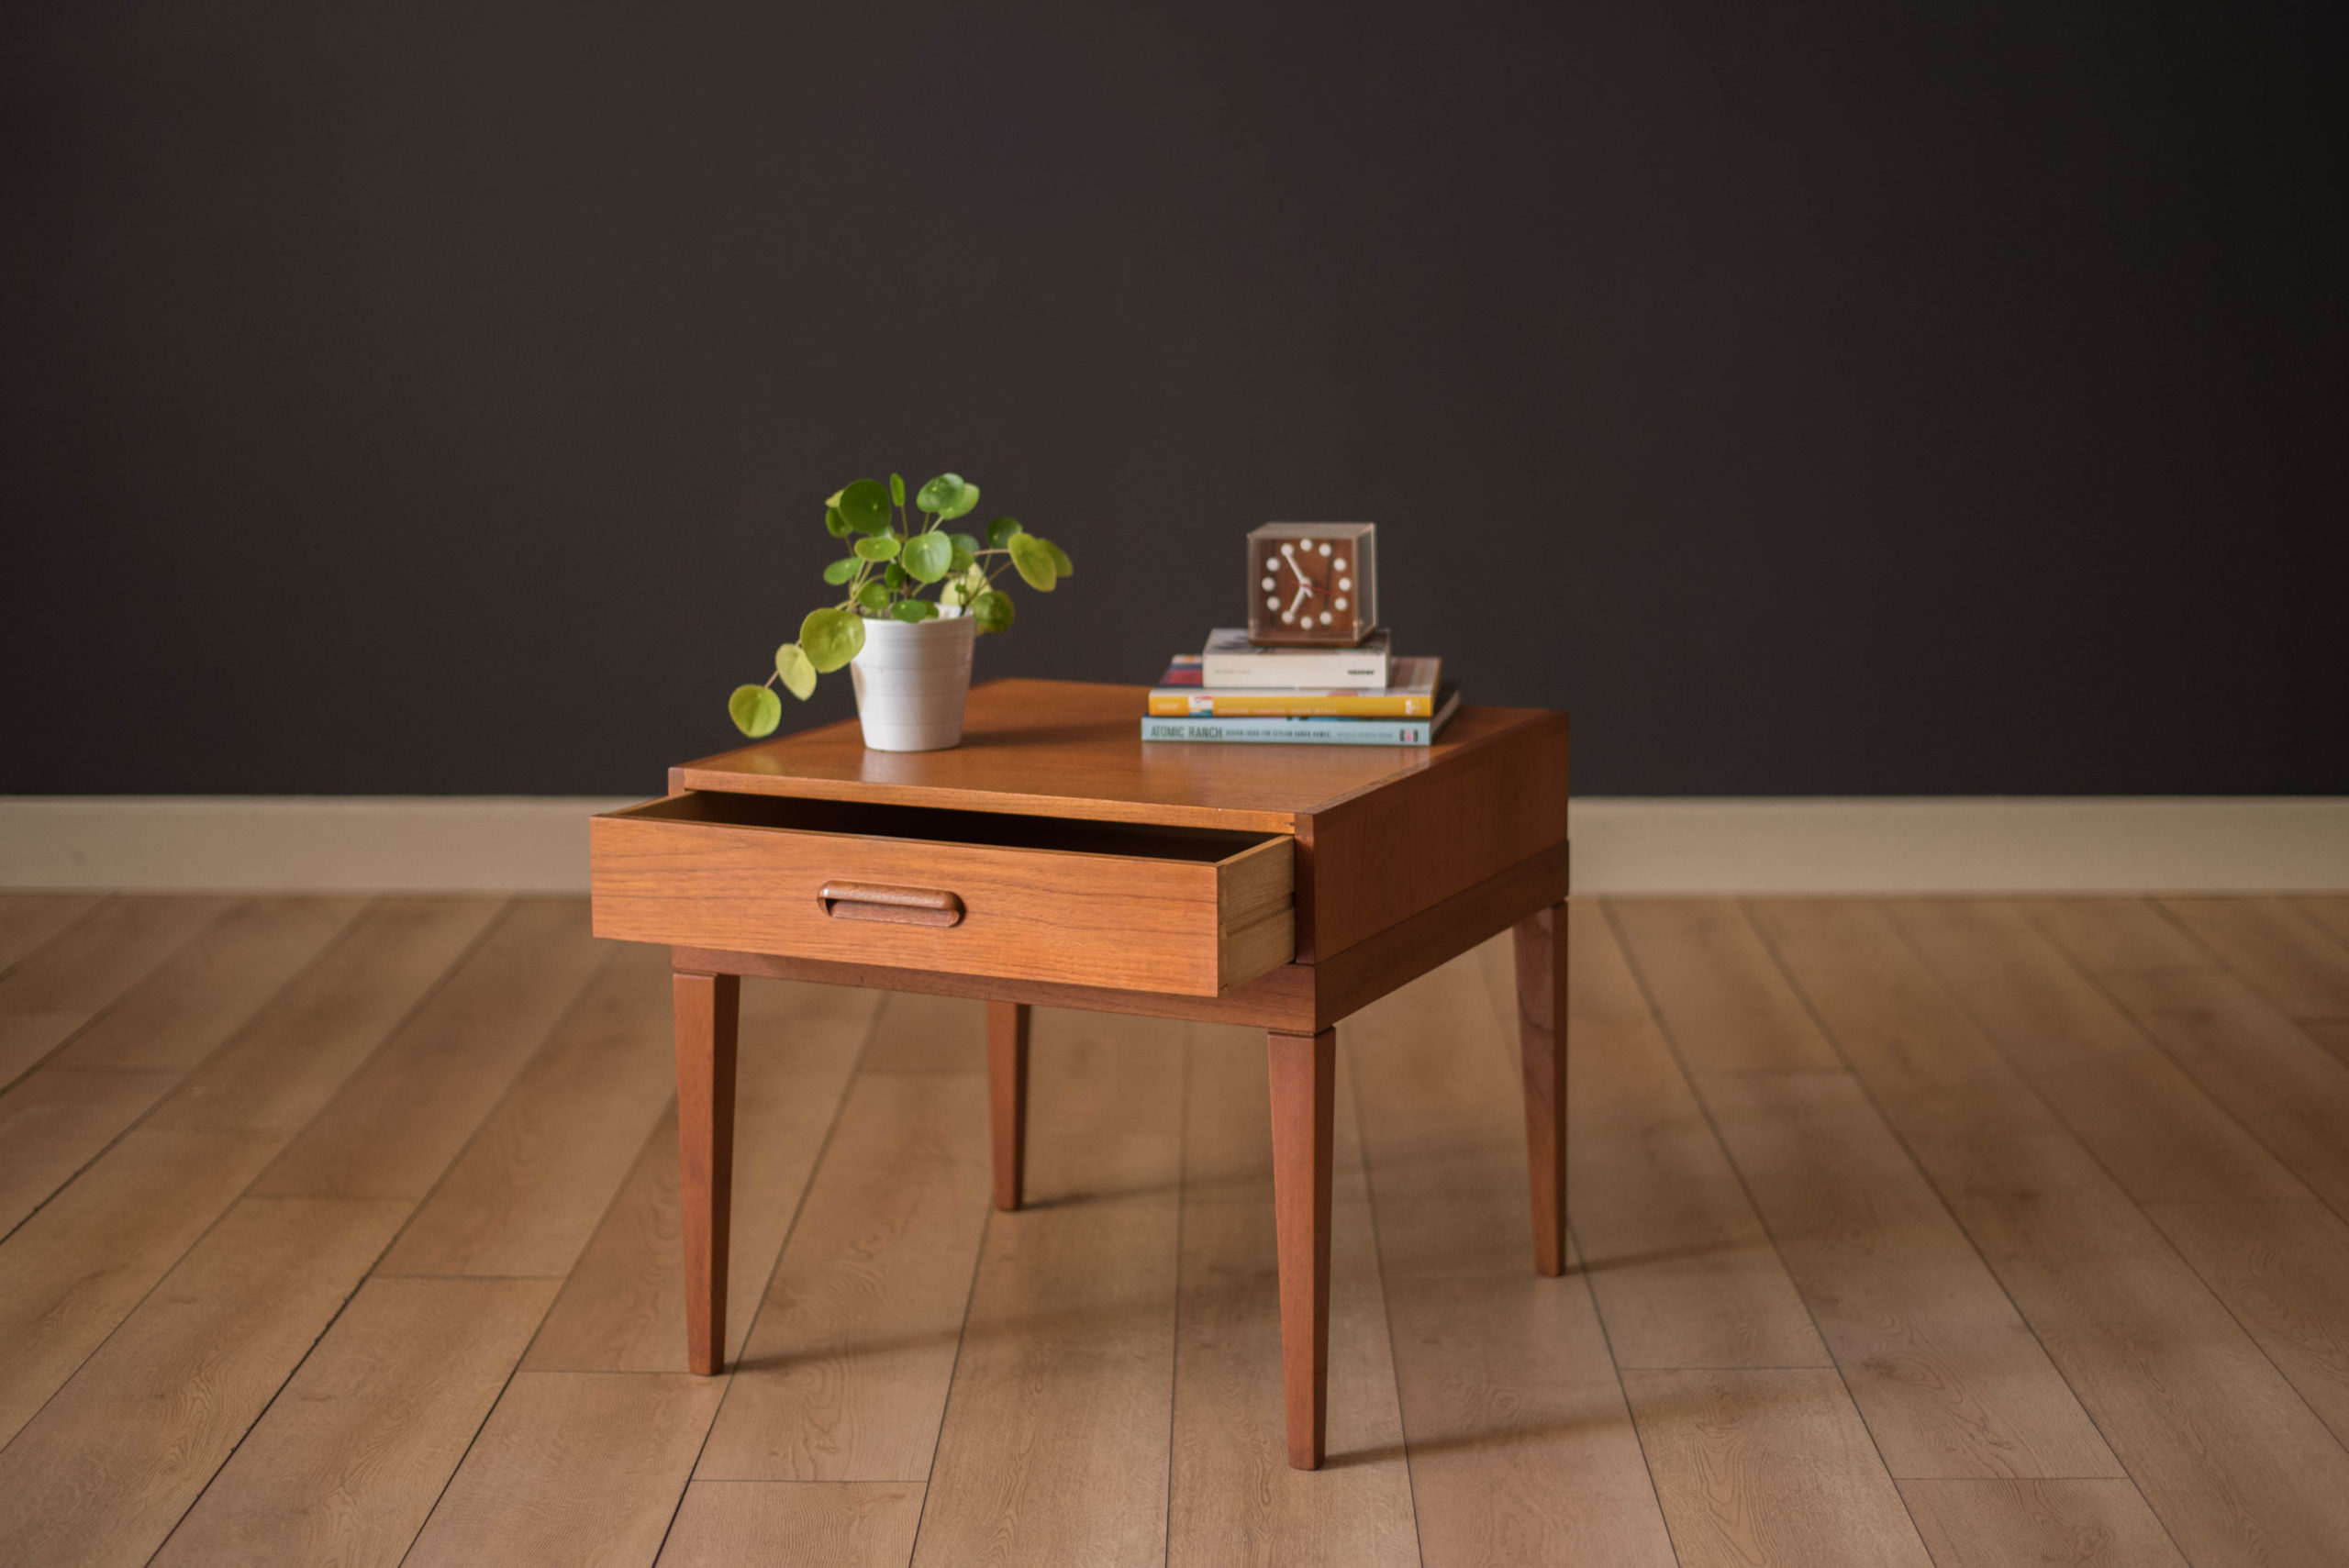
[1147,693,1433,717]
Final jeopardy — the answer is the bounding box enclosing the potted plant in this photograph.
[727,471,1074,751]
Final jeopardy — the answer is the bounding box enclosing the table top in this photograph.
[669,678,1564,833]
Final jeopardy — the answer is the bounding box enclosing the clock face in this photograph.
[1248,531,1368,645]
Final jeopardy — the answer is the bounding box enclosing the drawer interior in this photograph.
[622,790,1286,865]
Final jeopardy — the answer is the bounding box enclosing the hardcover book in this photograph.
[1198,627,1391,689]
[1141,685,1462,747]
[1149,656,1441,717]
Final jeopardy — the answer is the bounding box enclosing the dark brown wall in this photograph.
[3,1,2342,794]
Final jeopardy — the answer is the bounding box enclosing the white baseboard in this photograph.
[0,796,634,895]
[1,795,2343,895]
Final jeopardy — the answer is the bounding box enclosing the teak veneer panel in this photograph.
[594,795,1294,997]
[668,832,1572,1037]
[1304,708,1566,961]
[669,677,1560,835]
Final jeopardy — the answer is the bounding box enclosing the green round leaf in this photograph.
[973,589,1015,633]
[821,556,861,585]
[856,581,889,612]
[949,546,975,574]
[825,506,852,538]
[1040,538,1073,576]
[729,684,782,738]
[852,534,900,562]
[834,478,890,534]
[799,607,864,672]
[888,473,907,506]
[773,643,817,700]
[889,598,939,623]
[949,532,981,554]
[1008,532,1058,591]
[938,483,978,521]
[986,516,1023,549]
[902,531,953,583]
[885,562,907,589]
[915,473,965,514]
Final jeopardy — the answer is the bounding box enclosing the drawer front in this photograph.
[591,808,1293,996]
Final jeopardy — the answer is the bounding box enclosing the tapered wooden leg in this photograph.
[987,1001,1030,1211]
[1514,902,1569,1276]
[674,969,740,1375]
[1268,1026,1336,1469]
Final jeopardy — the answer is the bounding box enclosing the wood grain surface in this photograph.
[151,1276,557,1568]
[1623,1367,1933,1568]
[380,940,680,1276]
[1756,897,2349,1568]
[253,898,607,1198]
[526,978,878,1372]
[596,795,1289,995]
[0,894,103,978]
[2031,897,2220,973]
[1609,898,1842,1073]
[1268,1025,1337,1467]
[2099,967,2349,1218]
[2143,1199,2349,1446]
[907,1009,1186,1567]
[657,1482,925,1567]
[1509,911,1828,1368]
[403,1372,728,1567]
[1389,1276,1678,1567]
[0,893,2342,1567]
[1695,1069,2116,1479]
[0,1128,281,1443]
[0,1065,176,1235]
[0,895,230,1090]
[695,1070,993,1481]
[672,676,1556,832]
[1169,1030,1412,1566]
[50,897,361,1071]
[0,1195,410,1568]
[1894,899,2307,1206]
[2160,895,2349,1018]
[147,897,505,1133]
[1898,1478,2190,1567]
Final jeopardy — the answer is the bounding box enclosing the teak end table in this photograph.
[589,677,1569,1469]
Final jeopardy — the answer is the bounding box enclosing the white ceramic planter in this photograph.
[849,612,976,751]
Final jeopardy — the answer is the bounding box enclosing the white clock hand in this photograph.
[1286,583,1313,618]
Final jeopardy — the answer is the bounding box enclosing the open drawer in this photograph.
[590,792,1296,996]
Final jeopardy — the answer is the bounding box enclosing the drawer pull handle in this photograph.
[818,881,964,929]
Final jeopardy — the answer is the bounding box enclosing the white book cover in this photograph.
[1199,627,1391,689]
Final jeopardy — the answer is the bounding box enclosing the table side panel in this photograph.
[592,815,1234,995]
[666,835,1568,1035]
[666,681,1557,834]
[669,945,1322,1034]
[1306,711,1569,961]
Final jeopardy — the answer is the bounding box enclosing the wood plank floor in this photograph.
[2,893,2346,1566]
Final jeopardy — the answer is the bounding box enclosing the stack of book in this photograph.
[1140,628,1462,746]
